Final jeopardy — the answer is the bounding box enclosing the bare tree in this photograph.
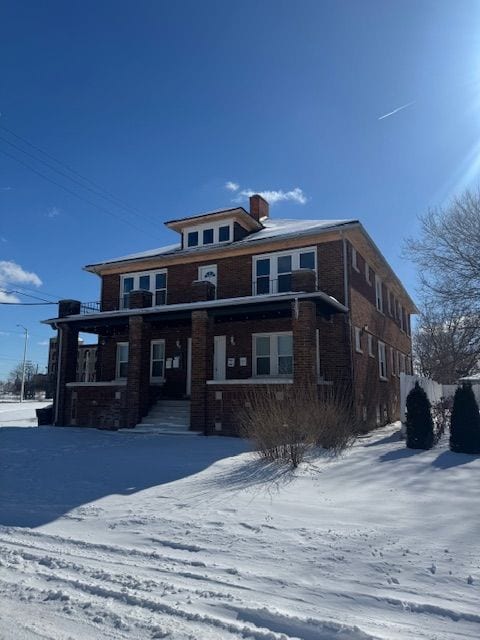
[413,304,480,384]
[404,189,480,311]
[405,188,480,381]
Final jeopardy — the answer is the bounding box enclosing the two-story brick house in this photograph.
[44,194,416,434]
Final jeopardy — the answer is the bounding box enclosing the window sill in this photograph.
[355,348,363,354]
[352,265,360,273]
[379,376,388,382]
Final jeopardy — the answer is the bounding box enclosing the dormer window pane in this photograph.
[187,231,198,247]
[203,228,214,244]
[219,225,230,242]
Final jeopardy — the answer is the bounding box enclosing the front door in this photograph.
[198,264,217,295]
[213,335,226,381]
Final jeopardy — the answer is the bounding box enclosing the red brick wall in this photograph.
[99,240,348,308]
[66,384,128,428]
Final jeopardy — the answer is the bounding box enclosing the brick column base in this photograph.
[126,316,151,426]
[292,300,317,390]
[190,310,211,432]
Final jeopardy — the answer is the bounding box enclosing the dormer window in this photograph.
[219,225,230,242]
[183,220,234,249]
[203,228,214,244]
[187,231,199,247]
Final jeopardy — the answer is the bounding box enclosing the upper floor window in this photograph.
[253,247,316,295]
[375,276,383,313]
[352,247,359,272]
[378,341,387,380]
[184,221,233,249]
[387,289,392,315]
[120,270,167,309]
[253,332,293,377]
[399,305,405,331]
[368,334,375,357]
[365,262,372,285]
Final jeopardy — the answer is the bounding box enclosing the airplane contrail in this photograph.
[378,101,415,120]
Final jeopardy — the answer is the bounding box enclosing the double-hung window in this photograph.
[116,342,129,379]
[253,247,316,295]
[150,340,165,381]
[354,327,362,353]
[375,276,384,312]
[120,270,167,309]
[378,341,387,380]
[253,333,293,377]
[352,247,359,271]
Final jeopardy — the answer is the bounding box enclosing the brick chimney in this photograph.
[249,194,269,222]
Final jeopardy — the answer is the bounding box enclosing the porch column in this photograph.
[190,310,211,432]
[292,300,317,390]
[126,315,151,427]
[54,324,79,426]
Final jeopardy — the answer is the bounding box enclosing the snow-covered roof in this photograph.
[84,217,357,271]
[239,217,357,244]
[459,373,480,383]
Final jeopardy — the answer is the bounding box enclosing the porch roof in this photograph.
[42,290,347,331]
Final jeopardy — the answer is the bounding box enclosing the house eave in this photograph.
[42,290,348,328]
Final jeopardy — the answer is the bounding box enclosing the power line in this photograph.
[0,122,152,223]
[0,131,160,230]
[0,147,154,237]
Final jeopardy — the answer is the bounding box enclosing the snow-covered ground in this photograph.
[0,403,479,640]
[0,400,51,428]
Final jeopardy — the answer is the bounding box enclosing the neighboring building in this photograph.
[47,337,97,397]
[43,195,416,433]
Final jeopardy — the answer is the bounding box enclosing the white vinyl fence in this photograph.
[399,373,444,422]
[443,383,480,405]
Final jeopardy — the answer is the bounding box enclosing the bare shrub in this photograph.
[239,385,357,467]
[431,396,452,444]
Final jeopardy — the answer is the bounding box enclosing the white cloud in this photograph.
[0,237,6,243]
[225,181,239,192]
[233,187,308,206]
[38,340,49,346]
[0,291,20,303]
[47,206,60,218]
[0,187,12,192]
[0,261,42,303]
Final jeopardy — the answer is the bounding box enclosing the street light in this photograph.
[16,324,28,403]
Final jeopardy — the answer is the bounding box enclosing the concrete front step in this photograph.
[137,399,192,433]
[133,424,200,436]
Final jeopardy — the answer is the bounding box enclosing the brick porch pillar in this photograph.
[126,315,151,427]
[54,324,79,425]
[190,310,211,432]
[292,300,317,390]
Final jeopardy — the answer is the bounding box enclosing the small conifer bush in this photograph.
[450,384,480,454]
[406,382,434,450]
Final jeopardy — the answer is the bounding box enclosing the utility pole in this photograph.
[17,324,28,403]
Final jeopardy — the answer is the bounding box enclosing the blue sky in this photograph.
[1,0,480,378]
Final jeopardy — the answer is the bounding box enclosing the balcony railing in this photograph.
[79,301,101,315]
